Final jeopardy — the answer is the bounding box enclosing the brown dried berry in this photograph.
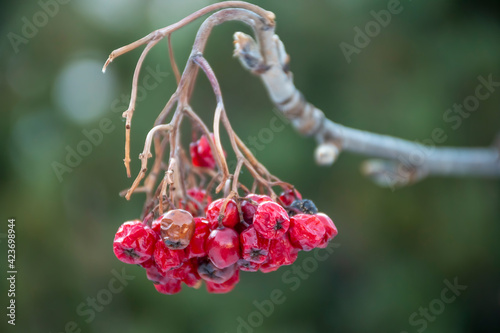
[159,209,195,250]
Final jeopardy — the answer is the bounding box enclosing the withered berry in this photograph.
[113,220,156,264]
[287,199,318,216]
[315,213,338,248]
[158,209,195,250]
[289,214,325,251]
[197,259,236,283]
[206,198,240,229]
[240,226,270,264]
[253,201,290,239]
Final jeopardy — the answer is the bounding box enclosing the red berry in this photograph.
[185,218,210,259]
[206,199,240,229]
[240,194,272,224]
[113,220,156,264]
[153,239,186,272]
[180,188,212,215]
[253,202,290,239]
[259,260,280,273]
[237,259,261,272]
[206,228,240,269]
[141,259,169,284]
[205,269,240,294]
[158,209,195,249]
[316,213,338,248]
[154,278,182,295]
[167,259,201,287]
[279,188,302,206]
[266,234,298,267]
[190,134,216,168]
[240,226,270,264]
[197,258,236,283]
[289,214,325,251]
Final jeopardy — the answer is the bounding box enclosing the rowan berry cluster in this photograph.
[114,167,337,294]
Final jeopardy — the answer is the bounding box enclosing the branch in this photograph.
[232,32,500,187]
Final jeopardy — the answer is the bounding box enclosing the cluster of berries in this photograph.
[113,187,337,294]
[113,134,337,294]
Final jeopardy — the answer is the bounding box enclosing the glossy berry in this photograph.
[316,213,338,248]
[153,240,186,272]
[158,209,195,249]
[206,228,240,269]
[190,134,216,168]
[240,194,272,224]
[205,269,240,294]
[185,218,210,259]
[154,278,182,295]
[240,226,270,264]
[279,188,302,206]
[287,199,318,216]
[289,214,325,251]
[197,259,236,283]
[113,220,156,264]
[206,198,240,229]
[253,201,290,239]
[237,259,261,272]
[266,234,298,267]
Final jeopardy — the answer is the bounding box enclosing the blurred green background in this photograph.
[1,0,500,332]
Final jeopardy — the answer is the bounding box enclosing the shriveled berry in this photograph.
[279,188,302,206]
[240,194,272,224]
[259,260,280,273]
[197,259,236,283]
[185,218,210,259]
[154,278,182,295]
[153,239,186,272]
[206,269,240,294]
[253,202,290,239]
[316,213,338,248]
[237,259,261,272]
[289,214,325,251]
[206,198,240,229]
[141,259,169,284]
[167,259,200,287]
[158,209,195,249]
[206,228,240,269]
[240,226,270,264]
[113,220,156,264]
[266,234,298,267]
[287,199,318,216]
[190,134,216,168]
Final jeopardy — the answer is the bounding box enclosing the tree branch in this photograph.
[232,31,500,187]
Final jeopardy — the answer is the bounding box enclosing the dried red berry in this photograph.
[266,234,298,267]
[154,278,182,295]
[279,188,302,206]
[113,220,156,264]
[253,202,290,239]
[158,209,195,249]
[205,269,240,294]
[206,198,240,229]
[141,259,169,284]
[206,227,240,268]
[190,134,216,168]
[289,214,325,251]
[240,226,270,264]
[197,259,236,283]
[180,188,212,215]
[316,213,338,248]
[237,259,261,272]
[167,259,201,287]
[153,239,186,272]
[240,194,272,224]
[185,218,210,259]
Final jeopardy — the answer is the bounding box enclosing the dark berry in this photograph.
[289,214,325,251]
[237,259,261,272]
[197,258,236,283]
[287,199,318,216]
[113,220,156,264]
[240,226,270,264]
[158,209,195,249]
[316,213,338,248]
[206,228,240,268]
[253,201,290,239]
[206,198,240,229]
